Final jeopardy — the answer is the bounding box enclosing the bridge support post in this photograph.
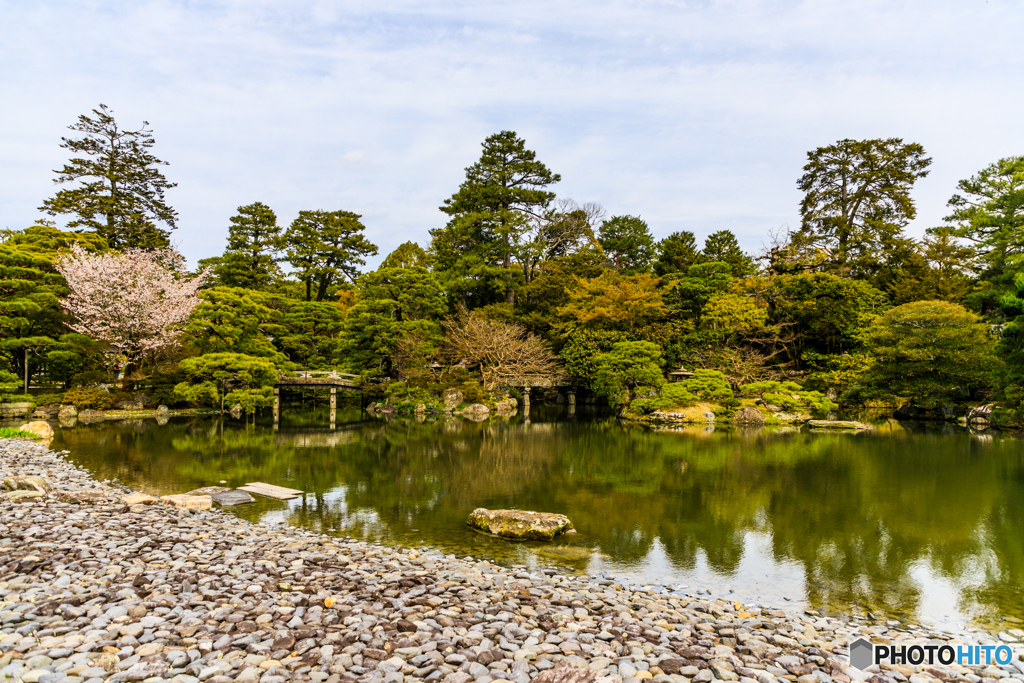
[522,387,531,414]
[567,391,576,406]
[330,387,337,429]
[273,388,280,430]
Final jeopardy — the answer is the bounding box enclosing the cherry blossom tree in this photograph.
[55,245,206,378]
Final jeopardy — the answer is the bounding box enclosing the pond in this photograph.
[48,405,1024,633]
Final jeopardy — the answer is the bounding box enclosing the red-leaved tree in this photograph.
[55,245,206,378]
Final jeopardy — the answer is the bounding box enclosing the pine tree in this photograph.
[39,105,178,250]
[219,202,284,289]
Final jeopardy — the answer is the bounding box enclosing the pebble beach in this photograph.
[1,439,1022,683]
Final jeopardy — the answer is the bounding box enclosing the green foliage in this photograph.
[558,329,629,384]
[681,370,734,402]
[0,394,34,405]
[768,272,889,356]
[740,380,836,412]
[279,301,345,369]
[940,156,1024,312]
[383,381,436,410]
[284,210,378,302]
[653,231,701,277]
[344,259,446,376]
[994,273,1024,413]
[598,215,654,274]
[0,226,106,390]
[662,262,733,325]
[38,104,177,250]
[223,387,275,415]
[515,250,606,337]
[631,383,699,414]
[217,202,284,289]
[185,287,287,362]
[0,427,38,439]
[593,341,665,408]
[801,351,873,397]
[432,130,560,307]
[793,138,932,278]
[64,387,118,409]
[174,352,278,413]
[860,300,996,407]
[0,369,20,395]
[701,230,756,278]
[31,392,65,405]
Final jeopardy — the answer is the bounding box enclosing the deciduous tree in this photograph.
[442,308,560,389]
[55,245,206,377]
[39,105,178,250]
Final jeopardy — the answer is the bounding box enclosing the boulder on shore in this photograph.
[17,421,54,440]
[733,407,765,424]
[467,508,575,541]
[442,388,463,413]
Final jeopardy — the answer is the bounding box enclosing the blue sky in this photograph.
[2,0,1022,268]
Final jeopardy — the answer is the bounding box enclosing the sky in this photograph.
[2,0,1023,269]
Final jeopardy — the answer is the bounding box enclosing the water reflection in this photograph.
[50,408,1024,632]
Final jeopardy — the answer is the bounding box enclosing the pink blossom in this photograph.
[55,245,207,363]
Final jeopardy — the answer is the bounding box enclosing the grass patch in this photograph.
[0,427,39,439]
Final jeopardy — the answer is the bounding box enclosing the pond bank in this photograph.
[1,439,1021,683]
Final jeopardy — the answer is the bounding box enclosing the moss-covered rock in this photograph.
[467,508,575,541]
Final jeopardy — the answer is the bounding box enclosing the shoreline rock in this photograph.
[0,438,1020,683]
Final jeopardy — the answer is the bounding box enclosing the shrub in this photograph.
[680,370,733,402]
[0,394,35,405]
[63,387,118,410]
[740,381,836,413]
[632,383,699,414]
[32,393,66,406]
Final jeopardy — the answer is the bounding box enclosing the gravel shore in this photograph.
[1,439,1022,683]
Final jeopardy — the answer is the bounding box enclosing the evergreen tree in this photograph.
[598,215,655,274]
[939,155,1024,312]
[344,260,446,376]
[701,230,756,277]
[284,210,378,302]
[794,138,932,277]
[0,225,107,390]
[653,231,701,276]
[219,202,284,289]
[39,105,178,250]
[432,131,559,307]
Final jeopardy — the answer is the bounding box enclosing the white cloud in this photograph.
[1,0,1021,267]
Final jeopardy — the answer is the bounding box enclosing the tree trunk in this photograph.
[23,348,29,393]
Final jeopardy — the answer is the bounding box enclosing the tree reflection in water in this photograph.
[52,409,1024,630]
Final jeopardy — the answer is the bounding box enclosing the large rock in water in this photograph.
[467,508,575,541]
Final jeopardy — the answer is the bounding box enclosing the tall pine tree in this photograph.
[39,105,178,250]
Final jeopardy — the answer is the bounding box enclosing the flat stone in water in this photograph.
[209,490,255,506]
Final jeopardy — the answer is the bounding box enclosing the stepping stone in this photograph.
[160,494,212,510]
[185,486,230,496]
[210,490,255,506]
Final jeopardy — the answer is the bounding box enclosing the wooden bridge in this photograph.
[273,370,364,427]
[272,369,577,425]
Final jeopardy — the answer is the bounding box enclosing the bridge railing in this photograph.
[279,370,362,381]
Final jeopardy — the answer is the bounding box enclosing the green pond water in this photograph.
[46,405,1024,633]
